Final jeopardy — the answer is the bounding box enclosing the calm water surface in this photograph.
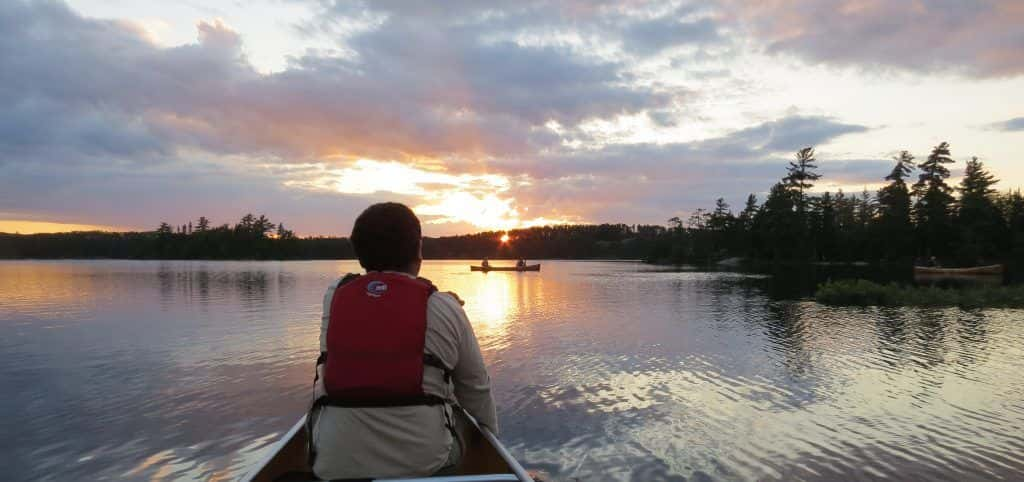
[2,260,1023,481]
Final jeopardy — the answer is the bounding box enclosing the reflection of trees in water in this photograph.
[873,307,909,367]
[872,307,994,402]
[763,302,813,379]
[155,263,295,315]
[277,270,295,304]
[873,307,991,372]
[954,310,989,370]
[236,270,268,300]
[157,262,175,311]
[909,308,948,370]
[197,268,210,310]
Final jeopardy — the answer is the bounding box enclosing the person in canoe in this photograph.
[310,202,498,479]
[516,259,526,268]
[481,257,490,269]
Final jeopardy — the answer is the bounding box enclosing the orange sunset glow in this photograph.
[2,0,1023,237]
[0,220,129,234]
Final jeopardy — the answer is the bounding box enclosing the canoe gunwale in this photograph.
[242,407,532,482]
[913,264,1004,276]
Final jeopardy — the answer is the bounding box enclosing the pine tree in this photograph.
[738,194,758,230]
[276,223,295,240]
[913,142,956,258]
[237,214,256,233]
[783,147,821,213]
[877,151,915,260]
[709,198,732,232]
[255,215,274,237]
[856,188,877,228]
[885,150,915,184]
[196,217,210,232]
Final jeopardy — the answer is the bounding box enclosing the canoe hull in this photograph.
[914,264,1003,276]
[470,265,540,272]
[243,407,528,482]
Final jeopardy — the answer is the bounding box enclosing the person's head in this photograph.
[350,202,422,275]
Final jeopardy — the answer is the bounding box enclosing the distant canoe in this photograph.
[470,264,541,272]
[914,264,1003,276]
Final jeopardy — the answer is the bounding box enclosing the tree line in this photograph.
[0,214,665,260]
[1,141,1020,268]
[649,142,1024,270]
[0,214,352,260]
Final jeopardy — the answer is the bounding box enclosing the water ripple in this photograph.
[2,260,1024,481]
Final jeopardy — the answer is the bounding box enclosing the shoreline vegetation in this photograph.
[816,279,1024,308]
[2,142,1023,274]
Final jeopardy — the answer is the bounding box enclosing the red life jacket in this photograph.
[321,272,449,406]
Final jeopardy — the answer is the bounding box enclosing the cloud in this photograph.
[510,115,871,180]
[2,0,945,235]
[0,0,672,165]
[721,0,1024,77]
[622,15,721,54]
[989,117,1024,131]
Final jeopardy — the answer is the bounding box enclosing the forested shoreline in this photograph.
[0,218,662,260]
[3,142,1023,270]
[647,142,1024,272]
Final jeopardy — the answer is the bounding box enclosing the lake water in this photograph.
[2,260,1023,481]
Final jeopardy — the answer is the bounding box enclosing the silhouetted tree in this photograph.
[811,192,837,261]
[755,183,801,260]
[277,223,295,240]
[196,217,210,232]
[783,147,821,214]
[877,151,916,260]
[708,198,732,232]
[913,142,956,257]
[956,157,1004,263]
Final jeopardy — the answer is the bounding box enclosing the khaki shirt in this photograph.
[311,272,498,479]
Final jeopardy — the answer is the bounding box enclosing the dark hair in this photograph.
[350,202,422,271]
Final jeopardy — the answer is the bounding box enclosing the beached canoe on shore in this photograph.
[242,406,533,482]
[470,265,540,272]
[913,264,1004,276]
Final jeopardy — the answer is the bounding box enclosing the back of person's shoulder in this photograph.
[429,290,464,313]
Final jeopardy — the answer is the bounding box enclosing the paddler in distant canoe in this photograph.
[310,202,498,479]
[481,257,490,269]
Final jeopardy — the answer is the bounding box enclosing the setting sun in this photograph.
[500,233,510,243]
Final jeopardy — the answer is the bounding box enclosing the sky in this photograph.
[1,0,1023,236]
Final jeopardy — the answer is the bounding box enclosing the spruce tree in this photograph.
[756,183,800,259]
[956,157,1004,264]
[813,192,837,261]
[737,194,759,257]
[738,194,759,229]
